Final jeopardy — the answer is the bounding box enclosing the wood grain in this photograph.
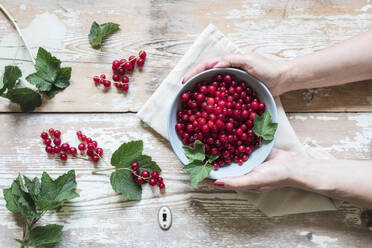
[0,0,371,112]
[0,113,371,247]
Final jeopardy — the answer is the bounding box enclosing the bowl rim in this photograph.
[167,67,278,178]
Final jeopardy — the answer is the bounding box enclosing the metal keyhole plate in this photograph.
[158,206,172,230]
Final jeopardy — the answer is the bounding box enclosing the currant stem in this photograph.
[92,167,115,174]
[0,3,35,65]
[73,154,91,161]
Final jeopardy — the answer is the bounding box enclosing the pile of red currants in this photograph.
[40,129,103,163]
[41,128,77,161]
[175,74,266,170]
[92,50,147,92]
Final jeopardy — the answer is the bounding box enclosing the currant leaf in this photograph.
[88,21,120,48]
[253,110,278,141]
[183,161,213,188]
[6,88,42,112]
[0,65,22,93]
[26,47,71,98]
[111,140,143,168]
[110,170,142,201]
[182,140,205,163]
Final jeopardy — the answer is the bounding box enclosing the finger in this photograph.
[182,58,219,83]
[214,54,250,70]
[264,148,280,161]
[213,172,260,190]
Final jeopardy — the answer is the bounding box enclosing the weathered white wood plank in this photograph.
[0,113,371,247]
[0,0,371,112]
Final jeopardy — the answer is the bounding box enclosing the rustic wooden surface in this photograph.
[0,0,371,247]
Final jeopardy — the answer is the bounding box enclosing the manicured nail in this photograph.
[207,61,218,69]
[214,181,224,186]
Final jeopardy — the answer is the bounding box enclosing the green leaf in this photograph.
[0,65,22,93]
[33,170,79,211]
[110,170,142,201]
[6,88,42,112]
[3,175,39,219]
[184,161,213,188]
[136,155,162,174]
[22,224,63,247]
[182,140,205,163]
[26,47,71,98]
[207,154,219,163]
[111,140,143,168]
[253,110,278,141]
[54,67,71,89]
[23,176,41,200]
[88,21,120,48]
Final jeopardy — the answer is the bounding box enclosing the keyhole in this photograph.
[162,213,167,222]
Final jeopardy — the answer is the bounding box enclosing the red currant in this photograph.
[40,132,48,139]
[53,138,61,146]
[112,60,120,71]
[54,145,61,153]
[78,143,86,151]
[95,147,103,156]
[158,183,165,189]
[112,74,120,82]
[87,143,95,151]
[122,84,129,91]
[149,177,157,186]
[129,55,136,64]
[151,171,159,179]
[131,162,139,170]
[61,143,70,152]
[44,138,52,146]
[49,128,55,135]
[121,76,129,83]
[100,74,106,79]
[137,58,145,67]
[141,170,150,178]
[139,50,146,59]
[45,146,53,154]
[103,80,111,88]
[92,155,100,162]
[124,62,134,71]
[68,147,77,155]
[93,76,100,84]
[136,177,144,184]
[158,177,164,184]
[60,153,68,161]
[76,131,82,137]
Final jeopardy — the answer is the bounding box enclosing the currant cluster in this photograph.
[40,129,103,163]
[130,161,165,189]
[76,131,104,162]
[41,128,77,161]
[92,50,147,92]
[176,74,266,170]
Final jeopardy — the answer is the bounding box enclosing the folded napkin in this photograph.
[137,24,340,216]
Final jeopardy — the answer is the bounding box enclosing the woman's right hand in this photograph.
[183,53,290,96]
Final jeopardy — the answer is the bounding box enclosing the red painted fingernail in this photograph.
[214,181,224,186]
[207,61,218,69]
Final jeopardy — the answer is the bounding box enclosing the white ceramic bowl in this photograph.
[168,68,277,179]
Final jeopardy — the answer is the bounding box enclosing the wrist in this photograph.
[275,60,297,95]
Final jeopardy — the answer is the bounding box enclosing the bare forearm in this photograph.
[281,30,372,93]
[290,158,372,208]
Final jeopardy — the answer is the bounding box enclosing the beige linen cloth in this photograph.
[137,24,340,216]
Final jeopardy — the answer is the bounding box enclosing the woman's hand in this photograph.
[206,149,298,193]
[183,53,290,96]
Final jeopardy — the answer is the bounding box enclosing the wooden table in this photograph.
[1,0,372,247]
